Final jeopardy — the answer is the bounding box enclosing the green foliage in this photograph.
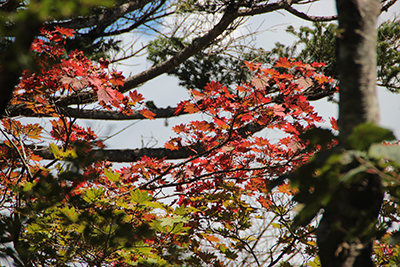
[270,23,338,77]
[289,124,396,228]
[147,36,249,90]
[347,123,396,151]
[377,17,400,92]
[146,19,400,94]
[267,20,400,92]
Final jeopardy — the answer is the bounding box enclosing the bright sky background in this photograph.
[105,0,400,151]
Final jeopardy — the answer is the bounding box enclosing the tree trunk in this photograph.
[317,1,383,266]
[337,0,380,143]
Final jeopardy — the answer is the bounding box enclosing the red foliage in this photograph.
[1,28,341,266]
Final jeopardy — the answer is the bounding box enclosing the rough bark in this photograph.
[317,1,383,266]
[337,0,380,144]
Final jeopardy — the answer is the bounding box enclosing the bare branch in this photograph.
[282,4,337,22]
[29,145,199,163]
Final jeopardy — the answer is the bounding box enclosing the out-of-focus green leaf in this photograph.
[347,123,396,151]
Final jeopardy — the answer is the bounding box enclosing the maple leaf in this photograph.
[55,26,74,37]
[205,235,220,243]
[184,103,199,114]
[295,76,313,89]
[129,90,145,104]
[273,104,286,117]
[165,142,179,151]
[258,196,272,209]
[190,89,204,101]
[110,71,125,86]
[140,109,156,120]
[192,121,212,131]
[204,81,221,93]
[174,101,187,115]
[173,124,186,133]
[251,75,269,90]
[60,76,90,91]
[314,73,330,84]
[97,86,117,104]
[240,113,253,123]
[311,62,326,68]
[330,117,338,131]
[275,57,292,68]
[99,58,110,68]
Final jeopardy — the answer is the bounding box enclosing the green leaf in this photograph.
[49,143,77,160]
[159,215,188,227]
[49,143,61,159]
[347,123,396,150]
[83,187,106,203]
[130,189,152,204]
[369,144,400,164]
[171,223,190,235]
[150,220,168,233]
[61,206,79,223]
[104,169,120,182]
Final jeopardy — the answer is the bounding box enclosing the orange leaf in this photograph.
[275,57,292,69]
[165,141,179,151]
[205,234,220,243]
[184,103,199,114]
[55,27,74,37]
[330,117,338,131]
[172,124,186,133]
[140,109,156,120]
[30,154,43,161]
[204,81,221,93]
[129,90,145,104]
[110,71,125,86]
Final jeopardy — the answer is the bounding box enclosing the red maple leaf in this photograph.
[129,90,145,104]
[97,86,117,103]
[55,26,74,37]
[330,117,338,131]
[275,57,292,68]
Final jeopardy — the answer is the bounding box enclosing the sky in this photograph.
[104,0,400,151]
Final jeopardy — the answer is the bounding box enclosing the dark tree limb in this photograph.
[7,85,336,120]
[27,145,198,163]
[6,104,186,120]
[46,0,155,30]
[54,4,242,107]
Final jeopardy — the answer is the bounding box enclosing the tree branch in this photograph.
[46,0,154,30]
[29,145,199,163]
[55,5,241,107]
[282,4,337,22]
[6,104,187,120]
